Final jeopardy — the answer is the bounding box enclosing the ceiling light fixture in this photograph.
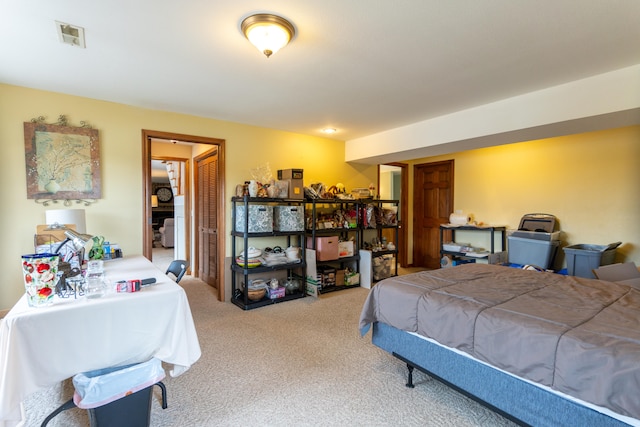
[322,128,337,134]
[241,13,295,58]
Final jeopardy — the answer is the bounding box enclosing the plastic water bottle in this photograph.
[85,260,106,299]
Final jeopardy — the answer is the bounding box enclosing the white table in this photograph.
[0,256,201,427]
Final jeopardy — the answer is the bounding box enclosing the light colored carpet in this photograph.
[24,277,516,426]
[152,247,176,273]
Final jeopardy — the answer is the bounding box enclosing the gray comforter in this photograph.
[359,263,640,419]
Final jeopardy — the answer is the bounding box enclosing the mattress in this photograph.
[359,263,640,420]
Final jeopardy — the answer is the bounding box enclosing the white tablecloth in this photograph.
[0,256,201,427]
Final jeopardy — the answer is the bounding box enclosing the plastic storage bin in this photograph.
[508,236,559,269]
[517,213,557,234]
[563,242,621,279]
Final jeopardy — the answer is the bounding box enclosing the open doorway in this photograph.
[378,163,408,267]
[150,157,187,271]
[142,130,226,301]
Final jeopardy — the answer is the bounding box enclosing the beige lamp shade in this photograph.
[151,195,159,208]
[45,209,87,233]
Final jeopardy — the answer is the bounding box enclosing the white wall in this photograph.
[346,65,640,164]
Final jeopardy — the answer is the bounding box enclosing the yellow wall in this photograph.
[0,84,376,309]
[406,126,640,267]
[2,82,637,309]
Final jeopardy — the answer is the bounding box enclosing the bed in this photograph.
[359,263,640,426]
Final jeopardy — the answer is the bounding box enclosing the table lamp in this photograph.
[63,229,94,253]
[54,229,94,257]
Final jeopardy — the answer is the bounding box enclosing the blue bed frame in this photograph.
[371,321,632,427]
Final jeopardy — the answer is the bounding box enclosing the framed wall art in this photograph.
[24,115,101,204]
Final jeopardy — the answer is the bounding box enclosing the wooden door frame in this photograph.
[142,130,226,300]
[378,162,409,267]
[412,159,454,269]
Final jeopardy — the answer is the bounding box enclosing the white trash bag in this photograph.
[72,358,166,409]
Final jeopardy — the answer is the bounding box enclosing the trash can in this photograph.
[563,242,621,279]
[41,358,167,427]
[86,383,164,427]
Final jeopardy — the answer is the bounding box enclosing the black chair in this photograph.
[166,260,188,283]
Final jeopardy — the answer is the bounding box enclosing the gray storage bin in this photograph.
[517,213,557,233]
[511,230,561,242]
[563,242,621,279]
[508,236,559,269]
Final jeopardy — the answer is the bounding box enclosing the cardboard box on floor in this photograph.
[593,262,640,289]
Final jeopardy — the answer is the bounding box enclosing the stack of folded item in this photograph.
[262,251,288,266]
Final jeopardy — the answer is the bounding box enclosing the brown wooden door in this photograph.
[196,149,219,296]
[413,160,454,269]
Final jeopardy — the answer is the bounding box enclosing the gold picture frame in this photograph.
[24,116,101,202]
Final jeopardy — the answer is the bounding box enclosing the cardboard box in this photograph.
[267,286,286,299]
[593,261,640,289]
[351,188,370,199]
[488,251,508,265]
[317,265,336,287]
[305,280,320,297]
[277,169,304,199]
[35,224,78,254]
[338,241,354,258]
[345,272,360,286]
[335,269,345,286]
[307,236,339,261]
[36,224,77,242]
[278,168,303,180]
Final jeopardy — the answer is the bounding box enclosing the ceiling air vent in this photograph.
[55,21,86,48]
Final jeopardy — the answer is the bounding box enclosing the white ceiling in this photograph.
[2,1,639,142]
